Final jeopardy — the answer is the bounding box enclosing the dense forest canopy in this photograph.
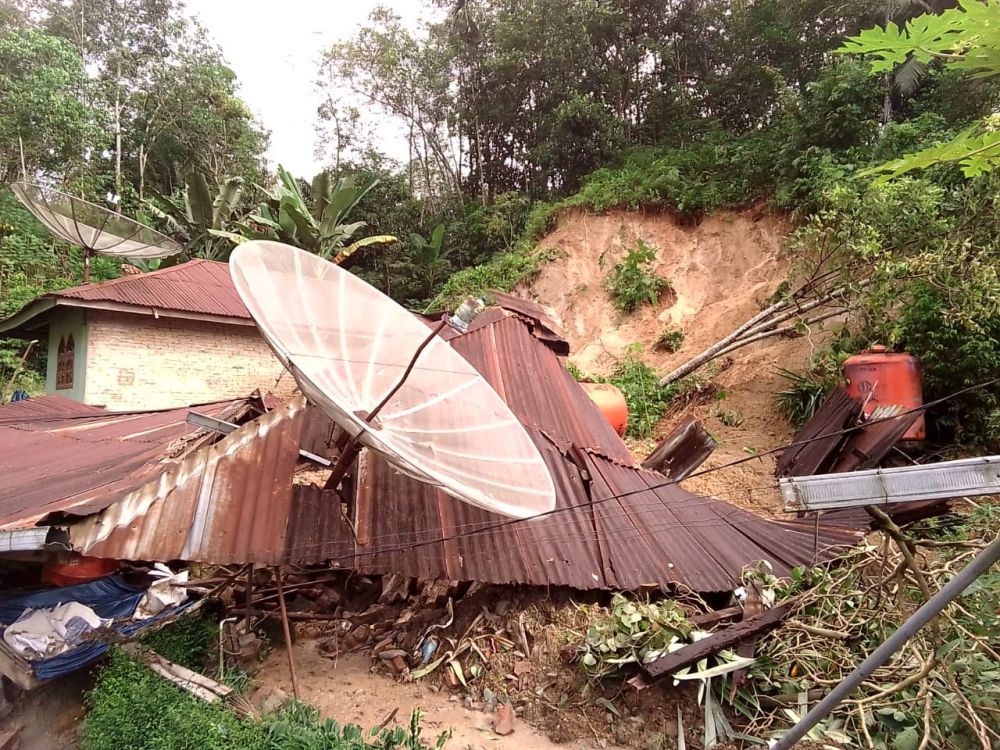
[1,0,999,447]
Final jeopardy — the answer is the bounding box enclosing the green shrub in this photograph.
[430,246,554,312]
[605,240,669,315]
[140,614,219,671]
[653,328,685,353]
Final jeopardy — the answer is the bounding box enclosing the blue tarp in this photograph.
[0,575,196,681]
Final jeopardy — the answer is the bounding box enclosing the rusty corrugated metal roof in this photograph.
[0,395,252,531]
[52,260,251,319]
[63,311,861,591]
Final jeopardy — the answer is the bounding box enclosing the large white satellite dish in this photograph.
[230,240,557,519]
[12,182,182,282]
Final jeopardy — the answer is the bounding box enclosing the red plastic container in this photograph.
[843,345,925,441]
[580,382,629,436]
[42,556,118,587]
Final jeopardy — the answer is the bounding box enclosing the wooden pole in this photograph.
[245,564,254,627]
[273,567,300,700]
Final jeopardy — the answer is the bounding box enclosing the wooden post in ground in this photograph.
[273,567,301,700]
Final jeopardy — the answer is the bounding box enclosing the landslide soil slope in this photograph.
[521,207,829,515]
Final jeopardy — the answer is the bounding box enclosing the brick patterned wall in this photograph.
[83,310,298,410]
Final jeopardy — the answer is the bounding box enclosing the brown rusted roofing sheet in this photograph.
[64,311,861,591]
[641,417,716,479]
[775,388,861,477]
[72,397,342,564]
[41,260,250,320]
[0,396,251,531]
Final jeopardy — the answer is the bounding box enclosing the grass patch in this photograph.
[81,648,449,750]
[139,613,218,671]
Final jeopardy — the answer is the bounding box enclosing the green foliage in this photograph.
[839,0,1000,178]
[81,648,269,750]
[653,328,685,354]
[605,240,669,315]
[715,409,744,428]
[242,165,396,262]
[139,614,218,672]
[575,594,691,678]
[573,346,706,439]
[146,173,246,261]
[408,224,448,299]
[431,246,553,312]
[748,507,1000,749]
[81,648,449,750]
[0,29,100,183]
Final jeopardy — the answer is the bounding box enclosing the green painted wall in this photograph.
[45,308,88,401]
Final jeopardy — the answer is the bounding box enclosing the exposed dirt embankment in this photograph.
[522,208,830,515]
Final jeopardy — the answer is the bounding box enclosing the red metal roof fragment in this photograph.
[0,395,252,530]
[36,260,250,320]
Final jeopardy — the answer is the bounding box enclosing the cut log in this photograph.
[641,600,797,680]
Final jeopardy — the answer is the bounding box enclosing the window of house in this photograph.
[56,335,74,390]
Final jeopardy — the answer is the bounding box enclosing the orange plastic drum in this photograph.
[42,556,118,587]
[580,382,629,436]
[843,345,926,440]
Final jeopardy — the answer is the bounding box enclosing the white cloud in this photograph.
[187,0,425,177]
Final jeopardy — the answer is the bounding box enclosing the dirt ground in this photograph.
[523,207,831,516]
[0,670,89,750]
[253,588,709,750]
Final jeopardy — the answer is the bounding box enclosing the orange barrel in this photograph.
[580,382,629,436]
[42,556,118,587]
[843,345,925,440]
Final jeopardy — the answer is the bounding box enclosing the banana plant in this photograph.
[146,173,245,261]
[409,223,449,298]
[238,165,396,263]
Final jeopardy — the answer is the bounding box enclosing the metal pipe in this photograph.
[325,317,449,492]
[772,536,1000,749]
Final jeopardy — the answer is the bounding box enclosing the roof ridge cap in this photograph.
[48,259,219,298]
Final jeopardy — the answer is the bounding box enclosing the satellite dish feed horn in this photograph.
[11,182,182,283]
[230,240,556,519]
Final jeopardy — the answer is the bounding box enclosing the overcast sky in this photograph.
[187,0,426,177]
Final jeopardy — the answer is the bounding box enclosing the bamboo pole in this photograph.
[273,567,301,700]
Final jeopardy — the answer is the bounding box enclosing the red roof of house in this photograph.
[50,260,251,320]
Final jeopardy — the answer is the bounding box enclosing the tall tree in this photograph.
[0,29,99,183]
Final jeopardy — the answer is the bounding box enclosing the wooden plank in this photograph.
[642,600,797,679]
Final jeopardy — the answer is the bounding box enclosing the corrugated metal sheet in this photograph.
[781,455,1000,512]
[0,396,251,531]
[0,395,106,422]
[58,310,863,590]
[48,260,251,320]
[641,417,716,479]
[72,397,342,564]
[775,388,861,477]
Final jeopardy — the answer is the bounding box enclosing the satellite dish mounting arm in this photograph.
[324,316,450,492]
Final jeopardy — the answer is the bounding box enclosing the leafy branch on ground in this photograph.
[736,506,1000,749]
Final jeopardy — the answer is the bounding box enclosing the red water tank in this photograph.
[843,345,925,440]
[580,382,629,436]
[42,556,119,587]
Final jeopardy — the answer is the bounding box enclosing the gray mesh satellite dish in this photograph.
[230,240,557,519]
[11,182,182,282]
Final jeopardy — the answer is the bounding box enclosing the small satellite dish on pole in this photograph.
[11,182,181,283]
[230,240,557,519]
